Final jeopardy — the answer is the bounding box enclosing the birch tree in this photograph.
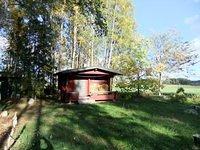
[150,30,199,95]
[102,0,136,68]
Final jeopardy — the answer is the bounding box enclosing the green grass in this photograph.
[0,103,4,110]
[0,102,7,111]
[10,96,200,150]
[162,84,200,95]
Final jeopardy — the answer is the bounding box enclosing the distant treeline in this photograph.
[164,78,200,86]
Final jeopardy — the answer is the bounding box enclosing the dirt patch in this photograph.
[0,99,40,148]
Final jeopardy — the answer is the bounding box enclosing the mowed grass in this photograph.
[162,84,200,95]
[11,96,200,150]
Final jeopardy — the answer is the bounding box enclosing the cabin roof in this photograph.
[54,67,122,76]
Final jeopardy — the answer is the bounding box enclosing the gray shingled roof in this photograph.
[54,67,122,75]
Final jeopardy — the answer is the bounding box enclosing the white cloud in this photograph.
[185,15,200,33]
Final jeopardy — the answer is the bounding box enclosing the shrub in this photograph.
[171,87,187,102]
[115,78,160,95]
[176,87,185,94]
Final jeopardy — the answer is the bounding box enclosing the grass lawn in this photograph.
[6,96,200,150]
[162,84,200,95]
[0,103,4,110]
[0,102,7,111]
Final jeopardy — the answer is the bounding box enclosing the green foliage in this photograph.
[116,78,160,94]
[44,84,57,95]
[171,94,187,102]
[102,0,137,67]
[112,38,156,96]
[176,87,185,94]
[164,78,200,86]
[2,0,107,97]
[6,1,56,97]
[137,78,160,94]
[169,87,187,102]
[112,54,138,75]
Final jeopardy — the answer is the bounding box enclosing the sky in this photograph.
[134,0,200,80]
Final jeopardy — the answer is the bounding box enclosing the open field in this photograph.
[162,84,200,95]
[1,96,199,150]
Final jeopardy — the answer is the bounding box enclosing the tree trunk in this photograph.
[91,28,95,66]
[76,48,80,68]
[103,0,109,67]
[71,5,78,68]
[58,22,64,71]
[104,36,108,67]
[158,72,162,96]
[137,72,141,97]
[58,51,62,71]
[107,1,117,68]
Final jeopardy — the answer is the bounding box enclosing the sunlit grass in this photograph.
[162,84,200,94]
[10,96,200,150]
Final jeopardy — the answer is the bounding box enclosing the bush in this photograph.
[44,84,57,95]
[171,87,187,102]
[176,87,185,94]
[172,94,187,102]
[118,92,134,100]
[115,78,160,95]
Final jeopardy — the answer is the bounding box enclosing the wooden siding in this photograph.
[57,68,118,102]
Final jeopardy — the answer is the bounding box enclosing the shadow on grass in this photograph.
[8,125,26,149]
[0,103,29,149]
[116,95,200,124]
[28,100,53,150]
[42,102,190,149]
[11,94,199,149]
[0,127,12,148]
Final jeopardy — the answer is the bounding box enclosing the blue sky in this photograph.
[134,0,200,80]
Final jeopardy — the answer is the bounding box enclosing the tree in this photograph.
[1,0,141,98]
[52,0,137,70]
[112,38,159,96]
[51,0,107,70]
[2,0,107,98]
[0,35,9,70]
[149,30,199,95]
[0,0,8,27]
[102,0,136,68]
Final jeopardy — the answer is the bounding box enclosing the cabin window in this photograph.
[90,80,109,94]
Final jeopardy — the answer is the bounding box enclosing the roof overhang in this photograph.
[54,67,122,76]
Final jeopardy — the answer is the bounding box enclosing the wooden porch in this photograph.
[61,91,118,103]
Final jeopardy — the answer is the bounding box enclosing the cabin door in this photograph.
[75,80,88,97]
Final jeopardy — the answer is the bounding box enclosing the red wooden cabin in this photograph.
[54,67,121,103]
